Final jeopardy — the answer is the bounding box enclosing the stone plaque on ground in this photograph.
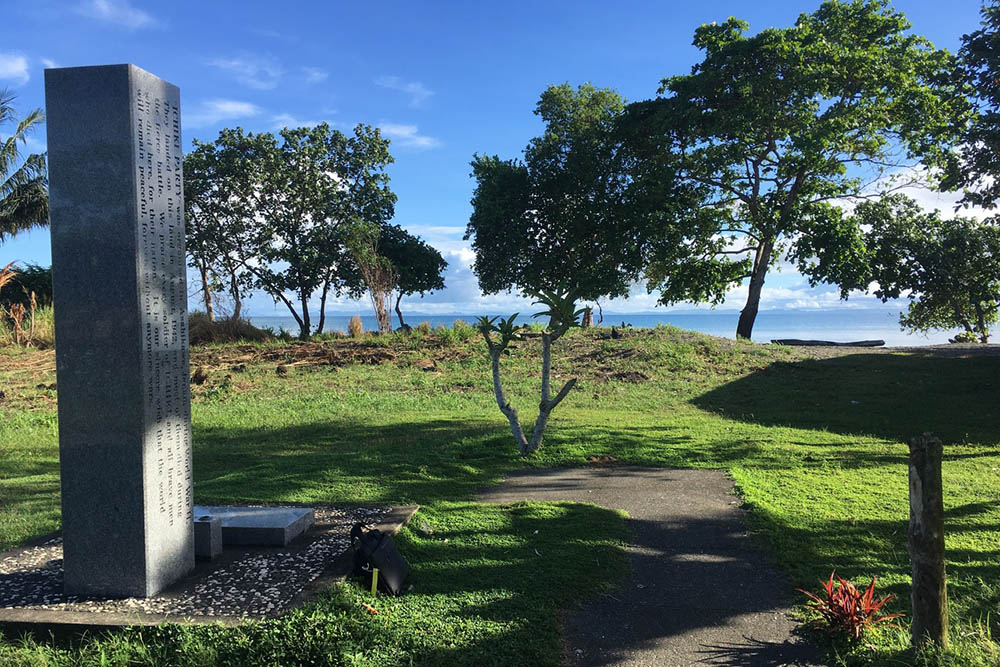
[45,64,194,598]
[193,506,315,546]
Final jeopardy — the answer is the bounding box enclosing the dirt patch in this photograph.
[190,340,403,372]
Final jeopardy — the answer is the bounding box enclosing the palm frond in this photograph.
[0,94,48,242]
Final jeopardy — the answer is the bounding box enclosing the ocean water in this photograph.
[247,308,974,347]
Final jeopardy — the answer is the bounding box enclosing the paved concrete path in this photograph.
[478,467,823,667]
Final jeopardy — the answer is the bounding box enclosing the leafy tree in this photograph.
[825,195,1000,343]
[377,225,446,328]
[340,223,447,330]
[477,290,583,456]
[468,84,640,454]
[467,83,644,303]
[0,91,47,242]
[944,1,1000,208]
[251,123,396,339]
[183,131,264,321]
[621,0,969,339]
[345,221,397,334]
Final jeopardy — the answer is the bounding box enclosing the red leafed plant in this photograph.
[798,572,904,640]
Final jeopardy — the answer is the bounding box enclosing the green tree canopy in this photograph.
[621,0,969,339]
[822,195,1000,343]
[183,129,266,321]
[0,91,47,243]
[466,83,644,304]
[254,123,396,338]
[339,223,447,329]
[185,123,396,339]
[944,1,1000,209]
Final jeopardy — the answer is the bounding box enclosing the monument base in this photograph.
[0,505,415,637]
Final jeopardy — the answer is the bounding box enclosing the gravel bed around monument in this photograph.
[0,505,389,619]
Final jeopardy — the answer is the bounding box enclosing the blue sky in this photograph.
[0,0,989,317]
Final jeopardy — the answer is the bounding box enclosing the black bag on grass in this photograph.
[350,522,410,596]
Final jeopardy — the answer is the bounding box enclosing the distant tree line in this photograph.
[182,123,446,339]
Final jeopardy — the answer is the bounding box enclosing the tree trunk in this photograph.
[317,278,332,335]
[736,241,773,340]
[395,292,406,329]
[376,295,392,334]
[488,347,529,454]
[228,268,242,321]
[974,301,988,344]
[299,290,311,340]
[524,333,577,455]
[581,307,593,328]
[908,432,949,649]
[199,263,215,322]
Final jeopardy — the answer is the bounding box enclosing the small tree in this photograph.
[477,290,583,456]
[378,225,447,329]
[346,221,397,334]
[468,84,637,455]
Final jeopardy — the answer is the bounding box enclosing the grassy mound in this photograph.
[188,313,274,345]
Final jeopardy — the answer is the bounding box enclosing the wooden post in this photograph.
[908,432,948,648]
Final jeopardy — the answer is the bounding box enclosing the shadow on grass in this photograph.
[692,353,1000,446]
[191,417,514,507]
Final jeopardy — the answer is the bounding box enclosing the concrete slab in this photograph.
[478,467,823,667]
[193,506,314,547]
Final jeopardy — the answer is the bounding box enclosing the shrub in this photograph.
[188,313,272,346]
[950,330,978,344]
[415,321,431,334]
[451,319,475,342]
[348,315,364,338]
[1,264,54,349]
[0,303,54,348]
[0,263,52,309]
[798,572,904,641]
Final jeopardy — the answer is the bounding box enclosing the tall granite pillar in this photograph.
[44,64,194,598]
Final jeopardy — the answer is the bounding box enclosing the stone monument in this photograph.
[45,64,194,597]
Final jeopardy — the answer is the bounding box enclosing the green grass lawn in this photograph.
[1,326,998,665]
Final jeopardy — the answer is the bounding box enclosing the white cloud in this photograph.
[375,75,434,107]
[378,123,441,150]
[209,55,283,90]
[76,0,155,29]
[302,67,328,84]
[0,53,30,85]
[271,113,327,129]
[41,58,59,70]
[184,99,261,128]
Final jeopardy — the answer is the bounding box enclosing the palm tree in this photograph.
[0,90,47,242]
